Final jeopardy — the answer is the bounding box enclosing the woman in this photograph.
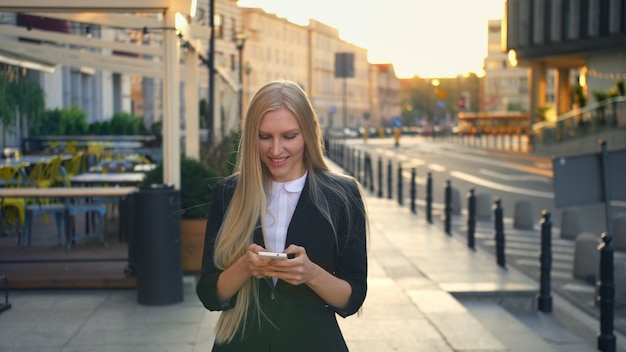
[196,80,368,351]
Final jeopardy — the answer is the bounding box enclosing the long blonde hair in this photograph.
[213,80,364,343]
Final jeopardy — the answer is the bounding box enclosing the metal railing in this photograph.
[531,96,626,148]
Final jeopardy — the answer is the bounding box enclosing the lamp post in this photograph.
[207,0,215,146]
[244,61,251,118]
[235,33,246,122]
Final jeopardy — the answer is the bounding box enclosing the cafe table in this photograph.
[0,187,137,261]
[70,172,145,186]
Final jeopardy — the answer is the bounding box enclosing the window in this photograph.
[231,17,237,42]
[215,14,224,39]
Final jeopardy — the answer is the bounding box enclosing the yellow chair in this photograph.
[39,156,64,188]
[24,158,64,225]
[87,142,105,164]
[0,166,28,243]
[65,140,77,154]
[98,160,129,219]
[61,153,85,183]
[25,161,45,187]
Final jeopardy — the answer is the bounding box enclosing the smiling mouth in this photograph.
[270,157,287,163]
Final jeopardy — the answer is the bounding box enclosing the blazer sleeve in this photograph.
[333,178,367,318]
[196,176,238,311]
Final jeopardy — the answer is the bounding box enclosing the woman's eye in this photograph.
[284,134,297,140]
[259,135,271,140]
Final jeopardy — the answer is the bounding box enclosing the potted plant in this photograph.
[142,155,220,273]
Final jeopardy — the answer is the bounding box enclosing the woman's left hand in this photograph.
[265,244,352,309]
[262,244,319,286]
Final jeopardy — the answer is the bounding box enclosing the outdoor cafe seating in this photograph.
[1,146,153,250]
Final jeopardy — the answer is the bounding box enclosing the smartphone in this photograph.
[258,251,290,260]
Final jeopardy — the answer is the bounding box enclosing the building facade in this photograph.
[1,1,400,151]
[240,8,309,117]
[484,19,533,113]
[505,0,626,124]
[240,8,398,134]
[370,63,401,128]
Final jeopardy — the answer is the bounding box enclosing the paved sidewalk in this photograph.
[0,161,614,351]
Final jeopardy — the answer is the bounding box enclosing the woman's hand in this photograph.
[259,244,317,285]
[244,243,274,279]
[261,244,352,309]
[215,243,271,302]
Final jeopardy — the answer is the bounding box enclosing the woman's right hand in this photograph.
[216,243,269,302]
[244,243,271,279]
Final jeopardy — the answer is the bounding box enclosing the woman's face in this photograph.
[258,107,306,182]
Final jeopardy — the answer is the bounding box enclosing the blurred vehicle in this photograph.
[401,126,420,135]
[324,128,360,139]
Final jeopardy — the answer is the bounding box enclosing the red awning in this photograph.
[16,13,72,34]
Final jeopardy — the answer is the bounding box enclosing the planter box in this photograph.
[181,219,207,273]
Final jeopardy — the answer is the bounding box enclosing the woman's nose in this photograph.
[271,139,282,154]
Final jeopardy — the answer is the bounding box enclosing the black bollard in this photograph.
[387,160,393,200]
[327,140,332,160]
[354,149,359,180]
[493,199,505,267]
[354,149,358,178]
[346,147,352,176]
[410,168,416,214]
[426,172,433,224]
[338,144,342,167]
[377,157,383,198]
[444,180,452,235]
[361,152,367,187]
[467,188,476,249]
[397,163,403,206]
[597,232,616,352]
[368,154,374,193]
[538,210,553,313]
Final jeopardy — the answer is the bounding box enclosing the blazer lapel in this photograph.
[253,218,265,247]
[284,180,314,245]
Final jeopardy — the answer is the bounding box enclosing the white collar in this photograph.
[270,170,307,195]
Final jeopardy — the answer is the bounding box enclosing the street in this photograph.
[344,135,624,239]
[334,135,626,340]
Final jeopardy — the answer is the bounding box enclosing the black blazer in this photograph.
[197,173,367,352]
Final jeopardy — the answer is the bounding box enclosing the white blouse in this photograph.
[264,171,307,254]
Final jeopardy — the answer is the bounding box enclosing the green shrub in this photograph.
[61,107,88,135]
[142,155,220,219]
[108,112,146,135]
[201,130,240,177]
[30,108,152,137]
[30,106,87,136]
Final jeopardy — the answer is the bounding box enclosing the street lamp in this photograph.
[244,61,251,117]
[235,32,246,122]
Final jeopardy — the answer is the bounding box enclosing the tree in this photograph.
[592,89,609,125]
[0,66,45,148]
[616,80,625,96]
[573,84,587,126]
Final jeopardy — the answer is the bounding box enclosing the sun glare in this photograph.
[238,0,506,78]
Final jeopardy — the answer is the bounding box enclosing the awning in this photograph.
[0,48,56,73]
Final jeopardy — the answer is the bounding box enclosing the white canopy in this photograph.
[0,0,204,188]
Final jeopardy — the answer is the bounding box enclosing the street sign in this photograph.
[552,147,626,208]
[392,116,402,128]
[334,53,354,78]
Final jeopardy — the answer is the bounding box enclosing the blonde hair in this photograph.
[213,80,364,343]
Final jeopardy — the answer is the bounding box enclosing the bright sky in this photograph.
[238,0,506,78]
